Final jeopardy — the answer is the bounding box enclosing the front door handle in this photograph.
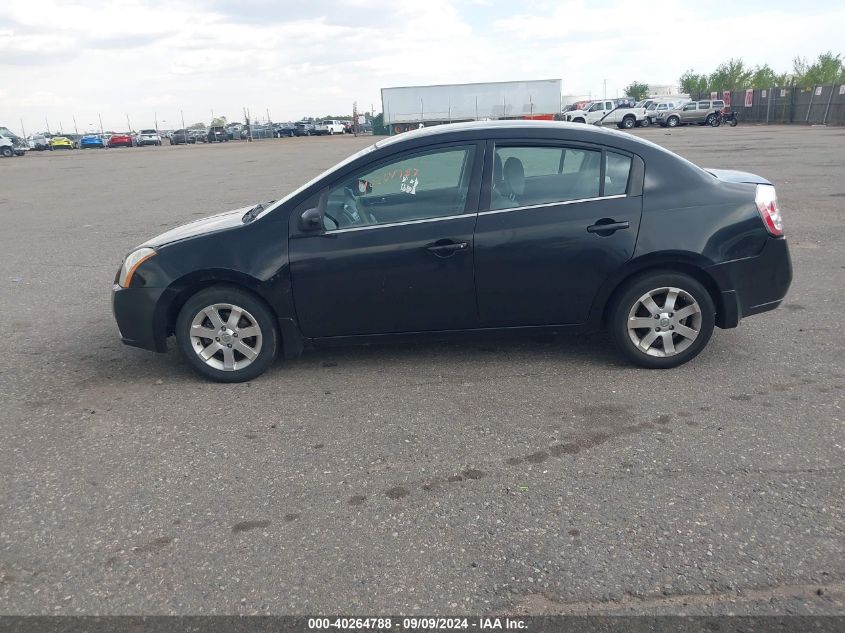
[426,241,469,257]
[587,220,630,235]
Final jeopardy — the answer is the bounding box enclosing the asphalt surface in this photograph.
[1,126,843,616]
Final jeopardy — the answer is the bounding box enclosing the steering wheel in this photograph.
[342,186,376,225]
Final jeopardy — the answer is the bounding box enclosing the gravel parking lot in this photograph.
[1,126,843,616]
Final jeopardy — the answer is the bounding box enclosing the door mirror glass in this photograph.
[299,207,324,232]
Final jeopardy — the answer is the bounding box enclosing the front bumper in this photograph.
[112,284,169,352]
[708,237,793,328]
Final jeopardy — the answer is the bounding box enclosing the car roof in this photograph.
[373,120,633,150]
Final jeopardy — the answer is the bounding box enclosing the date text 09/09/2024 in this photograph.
[307,617,527,630]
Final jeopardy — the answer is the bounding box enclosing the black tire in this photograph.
[608,271,715,369]
[666,116,680,128]
[621,116,635,129]
[728,119,738,127]
[707,114,718,127]
[1,146,13,157]
[176,285,280,382]
[639,117,650,127]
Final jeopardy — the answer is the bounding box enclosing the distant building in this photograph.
[382,79,562,134]
[648,84,681,97]
[561,94,591,107]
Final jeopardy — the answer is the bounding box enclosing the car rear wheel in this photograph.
[666,116,680,128]
[1,147,13,157]
[176,286,279,382]
[621,116,635,129]
[609,271,715,369]
[639,117,650,127]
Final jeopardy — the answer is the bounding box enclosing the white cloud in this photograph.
[0,0,843,133]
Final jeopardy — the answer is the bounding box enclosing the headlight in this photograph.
[118,247,156,288]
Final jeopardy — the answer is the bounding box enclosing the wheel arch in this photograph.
[590,254,729,329]
[157,269,304,359]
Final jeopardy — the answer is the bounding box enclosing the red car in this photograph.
[108,133,135,148]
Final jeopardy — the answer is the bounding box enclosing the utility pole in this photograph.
[20,119,27,139]
[45,117,51,134]
[353,101,358,137]
[154,112,159,131]
[180,109,186,133]
[603,79,607,100]
[98,114,104,136]
[126,114,131,133]
[73,115,79,134]
[266,108,271,124]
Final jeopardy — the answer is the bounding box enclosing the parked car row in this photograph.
[4,117,365,158]
[563,97,733,130]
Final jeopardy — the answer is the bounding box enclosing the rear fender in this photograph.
[588,252,730,327]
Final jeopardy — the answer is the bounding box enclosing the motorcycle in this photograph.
[710,109,738,127]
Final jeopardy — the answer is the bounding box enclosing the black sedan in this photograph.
[112,121,791,382]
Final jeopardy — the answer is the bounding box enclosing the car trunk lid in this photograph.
[705,169,771,185]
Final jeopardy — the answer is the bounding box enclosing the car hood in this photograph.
[705,169,771,185]
[142,206,251,248]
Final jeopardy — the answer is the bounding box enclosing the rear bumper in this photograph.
[708,237,792,328]
[112,284,169,352]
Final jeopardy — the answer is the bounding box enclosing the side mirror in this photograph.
[299,207,324,232]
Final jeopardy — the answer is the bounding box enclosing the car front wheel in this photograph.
[176,286,279,382]
[666,116,680,128]
[609,271,715,369]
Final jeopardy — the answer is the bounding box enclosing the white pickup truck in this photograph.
[563,100,649,129]
[315,119,346,135]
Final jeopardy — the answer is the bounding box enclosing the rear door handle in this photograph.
[587,220,630,234]
[426,241,469,257]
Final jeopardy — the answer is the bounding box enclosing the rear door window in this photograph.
[491,145,602,210]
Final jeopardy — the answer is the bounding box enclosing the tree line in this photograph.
[679,52,844,95]
[624,51,844,100]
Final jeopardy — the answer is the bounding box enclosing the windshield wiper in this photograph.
[242,201,274,224]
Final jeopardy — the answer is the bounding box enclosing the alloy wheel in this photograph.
[189,303,263,371]
[626,287,702,357]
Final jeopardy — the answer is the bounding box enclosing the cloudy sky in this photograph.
[1,0,843,133]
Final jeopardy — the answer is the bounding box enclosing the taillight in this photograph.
[755,184,783,236]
